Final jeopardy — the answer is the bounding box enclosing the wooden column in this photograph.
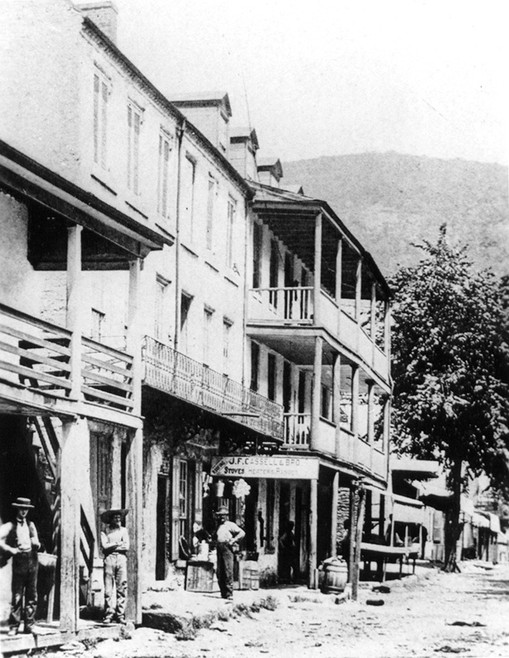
[355,257,362,323]
[367,380,375,471]
[384,299,391,358]
[313,213,322,324]
[352,485,365,601]
[383,396,391,482]
[127,258,143,415]
[66,226,83,400]
[125,427,143,624]
[370,282,377,344]
[351,365,360,465]
[59,418,87,632]
[308,478,318,588]
[333,352,342,459]
[335,237,343,335]
[331,471,339,557]
[310,335,323,451]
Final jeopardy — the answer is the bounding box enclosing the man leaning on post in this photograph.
[214,505,245,600]
[100,508,129,624]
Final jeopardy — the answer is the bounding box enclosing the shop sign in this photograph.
[210,455,319,480]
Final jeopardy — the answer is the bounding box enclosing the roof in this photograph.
[391,458,440,480]
[170,91,232,118]
[230,127,259,150]
[284,183,305,195]
[249,180,391,296]
[257,157,283,181]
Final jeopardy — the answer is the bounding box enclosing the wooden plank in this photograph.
[81,368,133,392]
[0,339,71,370]
[0,302,72,336]
[0,360,72,389]
[82,338,133,364]
[0,324,71,356]
[82,385,134,408]
[82,352,132,376]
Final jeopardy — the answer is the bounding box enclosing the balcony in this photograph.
[142,337,284,440]
[247,286,389,379]
[282,412,387,479]
[0,302,134,417]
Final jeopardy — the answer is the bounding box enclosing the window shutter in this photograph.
[194,462,203,526]
[170,456,180,561]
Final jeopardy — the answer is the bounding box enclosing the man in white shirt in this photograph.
[0,497,40,635]
[100,508,129,624]
[214,506,245,600]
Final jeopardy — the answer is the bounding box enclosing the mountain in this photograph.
[282,152,509,279]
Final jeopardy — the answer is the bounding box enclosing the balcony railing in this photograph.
[143,337,284,440]
[283,413,387,478]
[0,302,134,414]
[248,286,389,379]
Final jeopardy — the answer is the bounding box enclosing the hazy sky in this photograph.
[116,0,508,165]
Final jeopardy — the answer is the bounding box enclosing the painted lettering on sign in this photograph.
[210,455,319,480]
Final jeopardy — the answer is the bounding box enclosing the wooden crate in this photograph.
[185,561,219,592]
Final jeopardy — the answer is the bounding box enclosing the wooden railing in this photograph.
[283,413,311,448]
[143,337,284,439]
[249,287,314,322]
[0,303,134,414]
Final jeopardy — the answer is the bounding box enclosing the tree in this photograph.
[389,226,509,572]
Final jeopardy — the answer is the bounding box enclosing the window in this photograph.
[203,306,214,365]
[265,479,275,552]
[93,70,109,168]
[206,175,216,251]
[179,460,188,537]
[250,341,260,392]
[223,318,232,375]
[252,222,263,288]
[267,353,277,401]
[127,101,142,194]
[321,384,331,419]
[91,308,105,342]
[226,196,236,267]
[180,292,193,353]
[269,239,279,307]
[181,155,196,242]
[157,131,172,218]
[298,370,306,413]
[154,275,170,341]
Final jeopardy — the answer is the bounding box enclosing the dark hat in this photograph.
[100,508,128,524]
[216,506,229,516]
[12,497,34,509]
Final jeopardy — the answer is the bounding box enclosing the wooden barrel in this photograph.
[321,559,348,593]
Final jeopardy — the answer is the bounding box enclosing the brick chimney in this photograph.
[77,1,118,43]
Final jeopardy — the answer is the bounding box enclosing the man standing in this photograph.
[214,506,245,600]
[0,497,40,636]
[100,508,129,624]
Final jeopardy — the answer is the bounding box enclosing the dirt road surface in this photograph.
[48,562,509,658]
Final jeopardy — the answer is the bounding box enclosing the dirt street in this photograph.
[49,562,509,658]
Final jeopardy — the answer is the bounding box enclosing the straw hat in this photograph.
[12,497,34,509]
[216,506,229,516]
[100,508,128,524]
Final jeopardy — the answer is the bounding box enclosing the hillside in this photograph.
[282,153,509,278]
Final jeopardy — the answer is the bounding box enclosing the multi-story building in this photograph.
[0,1,394,643]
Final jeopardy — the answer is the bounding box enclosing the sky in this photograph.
[115,0,509,165]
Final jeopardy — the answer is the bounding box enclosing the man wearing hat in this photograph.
[100,508,129,624]
[214,506,245,600]
[0,497,40,635]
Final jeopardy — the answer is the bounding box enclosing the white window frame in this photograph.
[226,196,236,267]
[203,306,214,366]
[223,318,233,375]
[154,274,170,342]
[182,154,196,243]
[206,175,217,251]
[93,68,110,169]
[127,100,143,195]
[157,130,173,218]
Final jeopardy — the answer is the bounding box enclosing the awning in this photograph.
[415,481,452,511]
[391,458,440,480]
[392,494,426,525]
[472,512,490,528]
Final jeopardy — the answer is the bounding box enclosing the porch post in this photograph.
[331,471,339,557]
[333,352,342,459]
[59,417,87,632]
[352,484,365,602]
[355,257,362,323]
[310,335,323,451]
[384,299,391,357]
[66,226,83,400]
[367,380,375,471]
[127,258,143,415]
[370,282,377,345]
[308,477,318,588]
[351,364,359,463]
[335,237,342,334]
[125,427,143,624]
[313,212,322,324]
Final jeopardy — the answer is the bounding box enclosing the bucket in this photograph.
[321,558,348,593]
